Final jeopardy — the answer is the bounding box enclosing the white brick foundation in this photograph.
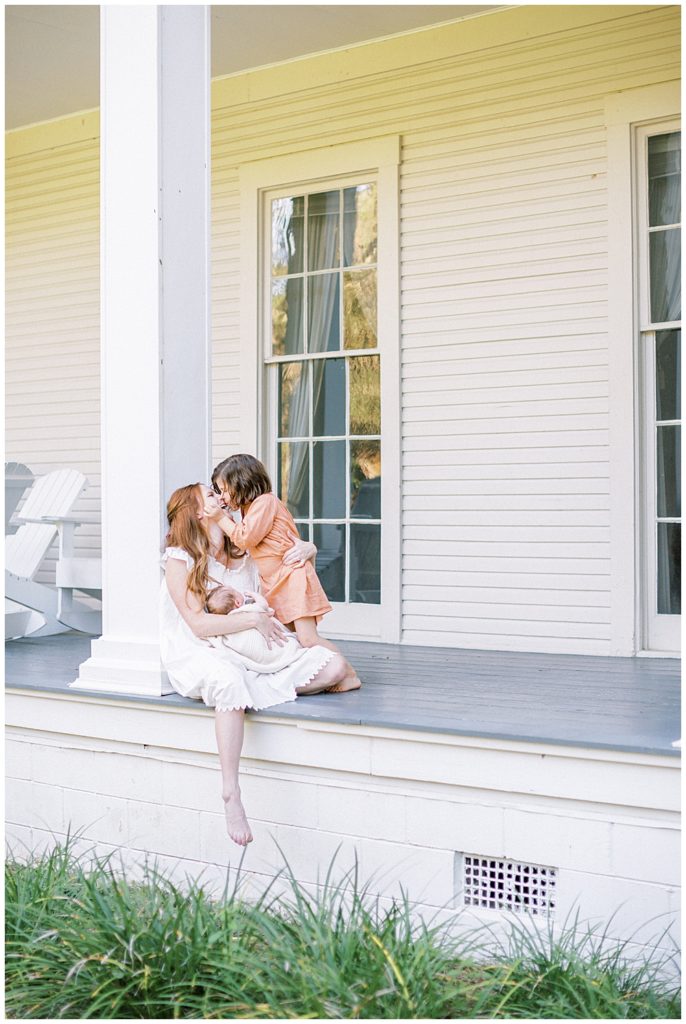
[6,687,680,969]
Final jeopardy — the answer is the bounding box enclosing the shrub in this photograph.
[5,839,681,1019]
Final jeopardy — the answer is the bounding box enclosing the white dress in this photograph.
[159,547,333,712]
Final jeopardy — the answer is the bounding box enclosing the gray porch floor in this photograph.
[5,632,680,757]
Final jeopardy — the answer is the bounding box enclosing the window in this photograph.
[267,184,381,606]
[239,137,400,639]
[636,122,681,652]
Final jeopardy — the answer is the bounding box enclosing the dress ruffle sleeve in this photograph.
[162,546,194,569]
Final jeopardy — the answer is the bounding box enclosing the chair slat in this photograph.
[6,523,57,580]
[19,469,87,522]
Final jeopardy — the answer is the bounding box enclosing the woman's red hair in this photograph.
[165,484,243,604]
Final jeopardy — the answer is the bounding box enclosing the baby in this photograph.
[205,585,299,670]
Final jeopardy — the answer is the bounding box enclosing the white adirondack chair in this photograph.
[5,462,35,535]
[5,468,102,639]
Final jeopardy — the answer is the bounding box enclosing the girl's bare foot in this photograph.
[326,672,362,694]
[223,792,253,846]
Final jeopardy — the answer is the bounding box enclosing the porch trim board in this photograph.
[211,6,663,110]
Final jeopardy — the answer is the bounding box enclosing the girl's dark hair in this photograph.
[212,454,272,509]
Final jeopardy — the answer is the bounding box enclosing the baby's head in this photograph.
[206,586,240,615]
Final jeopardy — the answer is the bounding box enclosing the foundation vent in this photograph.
[459,854,557,918]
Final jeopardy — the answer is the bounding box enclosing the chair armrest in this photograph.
[19,514,100,526]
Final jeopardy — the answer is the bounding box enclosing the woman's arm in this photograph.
[165,558,286,645]
[282,534,317,568]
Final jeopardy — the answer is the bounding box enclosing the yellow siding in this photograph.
[209,4,679,653]
[6,119,100,582]
[5,5,680,650]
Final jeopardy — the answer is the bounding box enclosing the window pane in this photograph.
[649,228,681,323]
[278,361,309,438]
[657,425,681,518]
[313,440,345,519]
[657,523,681,614]
[344,184,377,266]
[293,521,311,542]
[350,524,380,604]
[656,329,681,421]
[314,523,345,602]
[344,269,377,350]
[272,278,303,356]
[350,440,381,518]
[349,355,380,435]
[308,191,339,271]
[308,272,340,352]
[272,196,304,275]
[648,133,681,227]
[312,358,345,436]
[278,441,309,519]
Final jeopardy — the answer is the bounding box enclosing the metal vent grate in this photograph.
[461,854,557,917]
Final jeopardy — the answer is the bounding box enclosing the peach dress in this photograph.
[230,492,332,625]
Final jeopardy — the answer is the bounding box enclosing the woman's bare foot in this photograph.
[326,672,362,694]
[223,792,253,846]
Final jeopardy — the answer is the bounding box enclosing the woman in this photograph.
[161,483,349,847]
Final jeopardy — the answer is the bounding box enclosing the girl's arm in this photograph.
[226,493,278,552]
[203,493,278,551]
[165,558,286,645]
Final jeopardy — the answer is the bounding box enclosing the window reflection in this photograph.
[344,184,377,266]
[308,273,340,352]
[344,269,377,349]
[351,440,381,518]
[271,196,304,275]
[350,524,380,603]
[313,440,346,519]
[272,278,303,356]
[349,355,380,435]
[308,191,340,271]
[648,133,681,227]
[279,361,309,438]
[314,523,345,602]
[278,441,309,519]
[313,358,345,436]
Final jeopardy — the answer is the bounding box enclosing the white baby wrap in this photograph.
[160,547,332,711]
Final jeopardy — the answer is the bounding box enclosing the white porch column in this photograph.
[72,5,211,696]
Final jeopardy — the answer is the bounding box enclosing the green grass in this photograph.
[5,837,681,1019]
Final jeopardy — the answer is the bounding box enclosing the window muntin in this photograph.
[266,184,381,606]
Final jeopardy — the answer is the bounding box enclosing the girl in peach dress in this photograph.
[208,454,361,693]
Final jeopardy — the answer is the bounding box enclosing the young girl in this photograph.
[208,454,361,693]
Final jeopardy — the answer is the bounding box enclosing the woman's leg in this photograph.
[214,709,253,846]
[293,617,361,692]
[296,652,349,695]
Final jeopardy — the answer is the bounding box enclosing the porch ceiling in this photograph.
[6,3,503,130]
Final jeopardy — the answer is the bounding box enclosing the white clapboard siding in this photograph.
[6,130,101,584]
[210,4,678,654]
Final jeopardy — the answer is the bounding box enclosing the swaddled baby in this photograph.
[205,585,300,672]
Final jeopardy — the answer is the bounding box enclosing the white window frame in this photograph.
[239,137,401,642]
[605,82,680,656]
[635,119,681,653]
